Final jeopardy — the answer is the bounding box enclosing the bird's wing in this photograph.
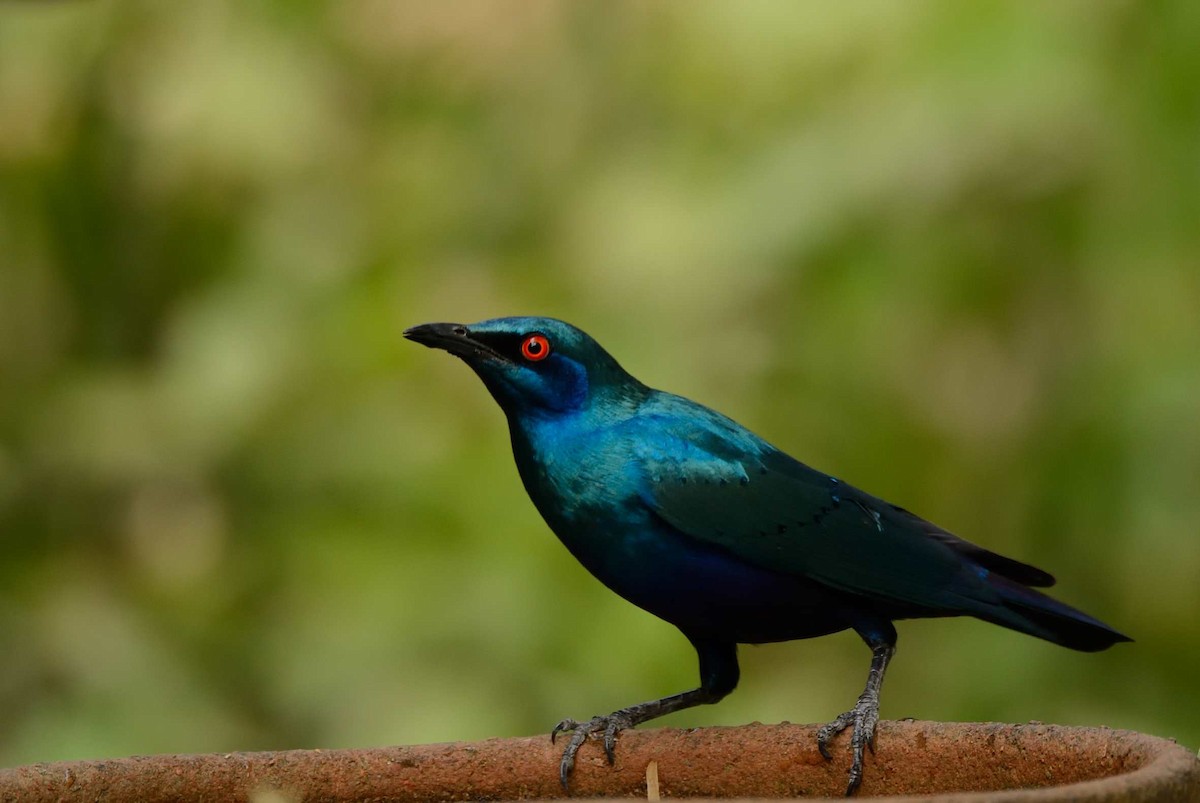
[885,504,1054,587]
[630,410,1046,612]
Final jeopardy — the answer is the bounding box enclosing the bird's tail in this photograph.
[978,574,1131,652]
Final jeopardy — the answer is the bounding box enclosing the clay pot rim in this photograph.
[1,721,1197,802]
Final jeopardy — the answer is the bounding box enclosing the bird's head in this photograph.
[404,317,642,417]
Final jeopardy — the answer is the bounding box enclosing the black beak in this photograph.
[403,322,500,361]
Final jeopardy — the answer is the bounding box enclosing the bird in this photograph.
[403,316,1130,796]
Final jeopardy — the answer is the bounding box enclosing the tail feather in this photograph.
[979,573,1131,653]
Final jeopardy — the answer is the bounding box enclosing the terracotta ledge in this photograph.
[1,721,1197,802]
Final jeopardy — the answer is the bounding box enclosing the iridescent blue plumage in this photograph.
[404,316,1130,796]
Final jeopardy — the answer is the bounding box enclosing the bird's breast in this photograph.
[507,416,854,642]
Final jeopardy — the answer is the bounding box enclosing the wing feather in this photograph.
[627,414,1028,612]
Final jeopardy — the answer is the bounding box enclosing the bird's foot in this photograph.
[550,711,635,790]
[815,692,880,796]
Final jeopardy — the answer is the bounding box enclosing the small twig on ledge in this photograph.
[645,759,660,801]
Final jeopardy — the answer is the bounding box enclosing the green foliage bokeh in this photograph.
[1,1,1197,767]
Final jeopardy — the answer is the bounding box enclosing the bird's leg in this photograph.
[551,638,738,790]
[816,623,897,796]
[550,688,710,784]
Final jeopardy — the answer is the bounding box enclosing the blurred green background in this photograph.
[1,0,1197,769]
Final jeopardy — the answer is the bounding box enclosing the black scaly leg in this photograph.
[816,621,898,796]
[551,636,738,790]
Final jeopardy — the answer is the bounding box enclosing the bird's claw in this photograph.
[549,712,633,790]
[815,694,881,796]
[550,718,578,745]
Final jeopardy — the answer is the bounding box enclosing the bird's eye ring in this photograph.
[520,333,551,362]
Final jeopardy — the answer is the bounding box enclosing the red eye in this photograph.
[521,333,551,362]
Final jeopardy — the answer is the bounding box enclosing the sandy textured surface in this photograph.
[1,720,1197,802]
